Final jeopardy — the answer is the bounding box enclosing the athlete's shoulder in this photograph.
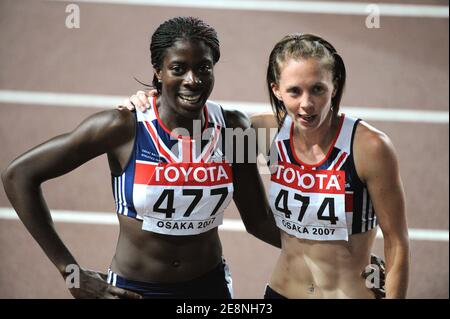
[73,109,135,146]
[102,107,135,124]
[222,108,251,129]
[90,108,134,130]
[353,120,398,180]
[354,120,392,152]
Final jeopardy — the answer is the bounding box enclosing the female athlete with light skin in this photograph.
[1,16,280,299]
[125,34,408,299]
[258,34,409,299]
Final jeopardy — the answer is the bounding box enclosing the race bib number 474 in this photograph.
[269,162,348,241]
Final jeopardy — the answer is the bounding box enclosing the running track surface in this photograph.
[0,0,448,298]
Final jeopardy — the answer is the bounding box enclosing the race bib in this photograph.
[135,161,233,235]
[269,162,348,241]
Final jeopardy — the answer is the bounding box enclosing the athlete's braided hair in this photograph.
[150,16,220,93]
[266,33,346,126]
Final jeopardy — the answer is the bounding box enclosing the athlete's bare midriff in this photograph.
[269,228,377,298]
[110,214,223,283]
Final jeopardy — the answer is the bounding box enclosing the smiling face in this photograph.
[271,57,336,131]
[156,39,215,119]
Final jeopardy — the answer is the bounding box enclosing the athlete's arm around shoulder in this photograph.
[224,109,281,248]
[353,121,410,298]
[1,109,141,299]
[250,112,278,157]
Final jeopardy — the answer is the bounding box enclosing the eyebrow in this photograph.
[167,58,213,65]
[198,58,214,64]
[286,82,327,89]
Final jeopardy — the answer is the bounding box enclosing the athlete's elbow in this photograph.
[245,220,280,246]
[383,229,410,251]
[243,222,259,238]
[2,161,31,193]
[2,163,16,190]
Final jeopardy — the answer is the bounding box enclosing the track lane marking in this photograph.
[54,0,449,18]
[1,90,448,123]
[0,207,448,241]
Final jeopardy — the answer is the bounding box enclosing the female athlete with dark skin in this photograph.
[1,17,280,299]
[125,34,406,299]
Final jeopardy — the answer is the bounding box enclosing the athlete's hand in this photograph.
[117,90,158,112]
[67,268,143,299]
[362,254,386,299]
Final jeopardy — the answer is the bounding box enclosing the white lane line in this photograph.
[407,228,449,242]
[217,101,450,124]
[54,0,449,18]
[1,90,448,124]
[1,208,448,242]
[0,90,122,109]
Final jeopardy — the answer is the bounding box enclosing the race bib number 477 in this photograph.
[135,162,233,235]
[269,162,348,241]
